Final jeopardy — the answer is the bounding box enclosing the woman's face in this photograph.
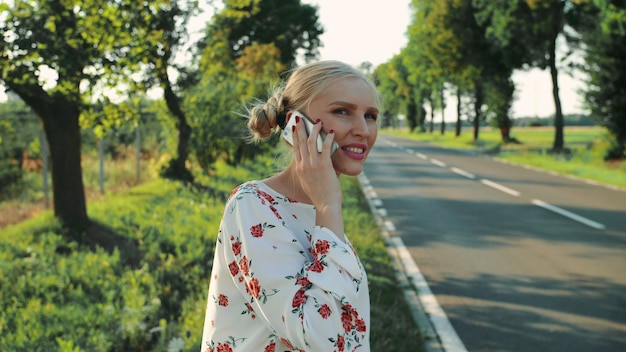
[304,77,379,176]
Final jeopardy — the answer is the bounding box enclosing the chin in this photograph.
[333,162,364,176]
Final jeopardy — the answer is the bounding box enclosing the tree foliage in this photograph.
[183,0,322,173]
[575,0,626,159]
[210,0,323,66]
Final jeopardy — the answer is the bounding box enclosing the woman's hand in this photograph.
[292,116,345,239]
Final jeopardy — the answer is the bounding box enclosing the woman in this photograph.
[201,60,380,352]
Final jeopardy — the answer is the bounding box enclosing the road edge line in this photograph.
[358,173,468,352]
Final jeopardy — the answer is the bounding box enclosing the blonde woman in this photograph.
[201,60,380,352]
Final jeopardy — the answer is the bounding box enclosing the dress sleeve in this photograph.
[219,189,368,351]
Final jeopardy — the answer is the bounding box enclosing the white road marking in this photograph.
[384,220,396,232]
[431,159,447,167]
[451,167,476,179]
[416,152,428,160]
[532,199,606,230]
[481,179,521,197]
[390,236,468,352]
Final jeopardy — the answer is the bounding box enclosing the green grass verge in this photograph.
[382,126,626,189]
[0,155,423,352]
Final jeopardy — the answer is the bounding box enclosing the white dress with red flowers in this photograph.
[201,181,370,352]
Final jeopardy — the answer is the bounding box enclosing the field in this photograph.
[382,125,626,189]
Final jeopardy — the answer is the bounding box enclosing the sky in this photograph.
[1,0,587,119]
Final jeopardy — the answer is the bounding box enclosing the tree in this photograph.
[0,0,136,228]
[188,36,286,171]
[574,0,626,159]
[405,0,515,141]
[129,0,199,182]
[0,0,195,228]
[209,0,323,66]
[179,0,323,172]
[372,61,403,129]
[474,0,586,151]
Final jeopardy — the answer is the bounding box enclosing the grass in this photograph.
[0,153,423,352]
[382,125,626,189]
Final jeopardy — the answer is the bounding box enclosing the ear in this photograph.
[285,110,295,123]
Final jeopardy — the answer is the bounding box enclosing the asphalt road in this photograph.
[362,135,626,352]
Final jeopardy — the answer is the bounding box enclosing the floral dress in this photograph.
[201,181,370,352]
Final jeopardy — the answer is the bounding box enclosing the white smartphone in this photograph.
[283,111,339,155]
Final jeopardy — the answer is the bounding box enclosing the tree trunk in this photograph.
[455,88,462,137]
[43,104,89,229]
[473,85,483,141]
[549,40,565,152]
[440,88,446,135]
[429,95,435,133]
[162,79,193,182]
[10,82,89,229]
[406,100,418,132]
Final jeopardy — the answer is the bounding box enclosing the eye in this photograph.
[333,109,348,115]
[365,113,378,121]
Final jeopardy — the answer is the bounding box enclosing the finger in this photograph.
[295,115,310,161]
[321,128,336,158]
[292,120,302,162]
[308,119,323,157]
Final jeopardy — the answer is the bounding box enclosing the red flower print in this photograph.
[292,289,307,308]
[318,304,331,319]
[356,318,367,332]
[229,261,239,277]
[231,241,242,256]
[257,190,275,203]
[296,276,311,287]
[308,260,324,273]
[345,304,359,318]
[336,335,345,352]
[264,342,276,352]
[269,205,282,219]
[250,224,264,238]
[280,338,295,350]
[246,277,261,298]
[315,240,330,255]
[341,311,353,332]
[216,343,233,352]
[239,256,250,276]
[218,294,229,307]
[228,186,240,200]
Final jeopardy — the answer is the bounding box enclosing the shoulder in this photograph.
[225,181,280,214]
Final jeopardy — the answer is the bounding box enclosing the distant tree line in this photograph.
[373,0,625,160]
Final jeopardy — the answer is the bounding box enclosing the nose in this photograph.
[351,115,371,137]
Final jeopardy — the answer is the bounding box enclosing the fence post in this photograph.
[136,124,141,183]
[40,128,50,208]
[99,135,105,193]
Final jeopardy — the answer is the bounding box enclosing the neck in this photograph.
[264,164,313,205]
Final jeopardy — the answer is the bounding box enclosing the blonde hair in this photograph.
[247,60,380,141]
